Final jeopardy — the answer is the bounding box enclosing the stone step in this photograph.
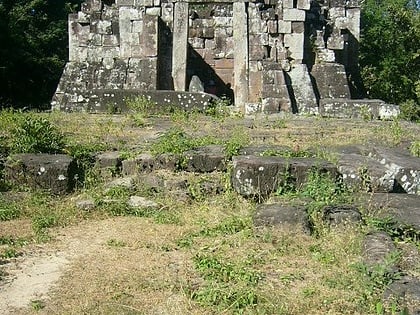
[231,155,337,198]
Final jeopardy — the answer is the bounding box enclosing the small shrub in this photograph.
[32,214,57,235]
[409,141,420,157]
[0,198,20,221]
[10,115,65,154]
[223,127,250,160]
[399,99,420,122]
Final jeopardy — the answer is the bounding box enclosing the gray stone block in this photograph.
[5,154,76,195]
[311,63,351,99]
[254,203,310,231]
[231,155,337,199]
[183,145,227,172]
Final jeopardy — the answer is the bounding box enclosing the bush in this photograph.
[10,115,65,154]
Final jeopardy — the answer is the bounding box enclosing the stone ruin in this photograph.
[52,0,399,117]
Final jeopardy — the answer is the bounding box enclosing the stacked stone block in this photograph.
[53,0,370,117]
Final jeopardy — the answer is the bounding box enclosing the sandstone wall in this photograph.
[52,0,362,114]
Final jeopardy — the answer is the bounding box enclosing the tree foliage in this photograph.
[360,0,420,108]
[0,0,82,108]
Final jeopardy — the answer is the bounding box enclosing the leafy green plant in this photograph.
[399,99,420,122]
[205,97,232,119]
[32,214,57,235]
[223,128,250,160]
[106,239,127,247]
[409,141,420,157]
[0,198,20,221]
[10,115,65,154]
[151,128,219,169]
[30,300,45,311]
[1,247,20,259]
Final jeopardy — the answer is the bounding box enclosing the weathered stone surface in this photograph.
[5,154,76,195]
[188,75,204,93]
[337,153,395,193]
[85,90,217,113]
[254,203,310,231]
[183,145,227,173]
[122,153,180,175]
[55,0,367,116]
[105,176,136,192]
[287,64,318,114]
[231,155,337,198]
[366,193,420,232]
[75,199,96,210]
[367,147,420,194]
[95,151,122,173]
[323,205,362,226]
[362,231,399,274]
[172,2,189,91]
[384,276,420,314]
[320,99,400,120]
[128,196,159,209]
[311,63,351,99]
[233,1,249,111]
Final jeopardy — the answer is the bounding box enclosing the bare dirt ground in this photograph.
[1,217,193,314]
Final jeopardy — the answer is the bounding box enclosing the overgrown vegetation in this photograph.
[0,111,419,314]
[360,0,419,120]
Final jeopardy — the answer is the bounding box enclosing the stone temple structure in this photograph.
[52,0,398,117]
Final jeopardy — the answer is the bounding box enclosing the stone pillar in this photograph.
[233,2,248,111]
[172,2,189,91]
[68,14,79,62]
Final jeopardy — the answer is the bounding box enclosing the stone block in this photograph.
[249,33,269,46]
[132,20,142,33]
[262,98,280,114]
[88,33,102,46]
[183,145,227,172]
[261,8,276,20]
[248,18,262,35]
[214,58,234,69]
[116,0,135,6]
[323,205,362,226]
[291,21,305,33]
[366,194,420,232]
[103,34,119,46]
[97,20,112,34]
[145,7,161,16]
[327,34,345,50]
[267,20,278,34]
[283,9,306,21]
[368,147,420,195]
[337,153,395,193]
[248,69,262,103]
[285,64,318,114]
[215,69,234,85]
[297,0,311,10]
[231,155,337,198]
[249,45,269,61]
[283,33,304,60]
[135,0,153,6]
[188,37,205,49]
[254,203,310,231]
[329,7,346,19]
[5,154,76,195]
[311,63,351,99]
[161,3,174,23]
[261,84,289,98]
[282,0,294,9]
[330,0,346,7]
[140,15,159,57]
[346,0,360,8]
[214,17,233,27]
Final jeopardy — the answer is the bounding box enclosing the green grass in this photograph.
[0,111,419,314]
